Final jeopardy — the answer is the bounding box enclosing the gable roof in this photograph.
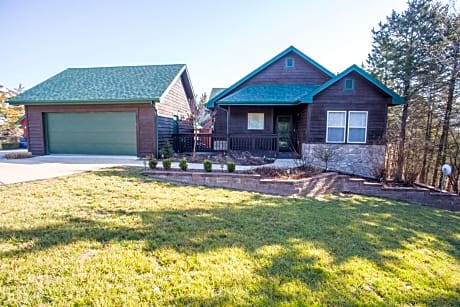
[209,88,226,100]
[206,46,335,108]
[218,84,318,106]
[301,64,405,105]
[8,64,189,105]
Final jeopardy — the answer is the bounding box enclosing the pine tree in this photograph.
[367,0,446,182]
[432,10,460,187]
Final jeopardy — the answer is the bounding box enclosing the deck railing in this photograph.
[172,133,279,154]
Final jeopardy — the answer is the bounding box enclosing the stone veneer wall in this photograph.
[302,143,385,178]
[142,170,460,211]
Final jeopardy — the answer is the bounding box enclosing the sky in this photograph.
[1,0,411,97]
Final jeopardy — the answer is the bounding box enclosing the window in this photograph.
[347,111,367,143]
[248,113,264,130]
[344,79,354,90]
[285,57,295,68]
[326,111,346,143]
[326,111,368,143]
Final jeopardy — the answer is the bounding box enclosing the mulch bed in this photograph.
[171,151,275,166]
[244,165,323,179]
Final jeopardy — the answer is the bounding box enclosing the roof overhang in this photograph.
[8,98,160,105]
[216,84,318,107]
[218,101,304,106]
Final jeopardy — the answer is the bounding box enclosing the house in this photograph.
[8,64,195,157]
[206,46,404,177]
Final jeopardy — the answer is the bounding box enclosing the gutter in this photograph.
[7,98,161,106]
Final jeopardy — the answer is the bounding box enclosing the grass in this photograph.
[0,167,459,306]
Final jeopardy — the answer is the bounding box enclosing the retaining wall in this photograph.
[142,170,460,211]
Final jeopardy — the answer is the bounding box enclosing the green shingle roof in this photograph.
[218,84,319,106]
[206,46,335,108]
[8,64,186,105]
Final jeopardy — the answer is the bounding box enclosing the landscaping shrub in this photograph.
[227,161,236,173]
[203,159,212,172]
[162,158,172,170]
[148,159,158,169]
[160,141,174,159]
[179,158,188,171]
[1,142,20,150]
[4,151,32,159]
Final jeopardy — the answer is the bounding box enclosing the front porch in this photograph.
[172,133,300,158]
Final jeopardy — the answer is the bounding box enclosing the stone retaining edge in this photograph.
[141,170,460,211]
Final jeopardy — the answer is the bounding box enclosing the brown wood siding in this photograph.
[229,51,332,95]
[157,75,193,151]
[25,105,45,155]
[212,52,333,138]
[228,106,274,135]
[295,105,309,145]
[307,71,391,145]
[213,108,227,135]
[25,103,156,157]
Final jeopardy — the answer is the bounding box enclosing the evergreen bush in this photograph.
[203,159,212,172]
[162,158,172,170]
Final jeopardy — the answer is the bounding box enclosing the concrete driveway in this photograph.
[0,150,143,185]
[0,150,299,185]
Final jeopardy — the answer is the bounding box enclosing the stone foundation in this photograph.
[301,143,385,178]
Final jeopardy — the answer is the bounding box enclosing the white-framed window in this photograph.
[347,111,367,143]
[326,111,346,143]
[248,113,264,130]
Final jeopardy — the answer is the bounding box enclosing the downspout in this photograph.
[227,106,230,137]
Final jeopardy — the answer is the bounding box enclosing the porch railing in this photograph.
[172,133,279,154]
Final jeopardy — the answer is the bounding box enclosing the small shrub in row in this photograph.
[179,158,188,171]
[1,143,20,150]
[227,161,236,173]
[203,159,212,172]
[162,158,172,170]
[4,152,33,159]
[148,159,158,169]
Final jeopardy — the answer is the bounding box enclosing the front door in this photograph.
[276,115,292,151]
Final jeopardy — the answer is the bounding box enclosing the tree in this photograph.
[432,10,460,187]
[367,0,447,182]
[0,84,24,141]
[312,144,340,171]
[191,92,208,155]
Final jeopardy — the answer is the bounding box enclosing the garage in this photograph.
[46,112,137,155]
[8,64,196,157]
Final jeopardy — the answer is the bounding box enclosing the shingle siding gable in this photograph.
[157,76,193,150]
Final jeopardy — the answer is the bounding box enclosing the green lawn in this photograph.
[0,167,459,306]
